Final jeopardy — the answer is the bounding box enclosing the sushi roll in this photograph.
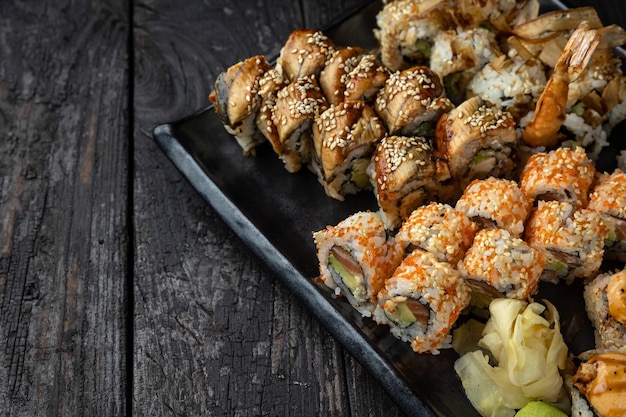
[319,46,366,105]
[519,146,596,209]
[571,351,626,417]
[255,67,289,149]
[267,75,328,172]
[524,200,609,283]
[375,66,453,137]
[434,96,518,188]
[395,201,478,265]
[429,26,502,104]
[587,169,626,262]
[373,249,471,354]
[209,55,273,155]
[374,0,451,71]
[466,54,547,123]
[342,54,390,104]
[519,21,601,149]
[583,269,626,353]
[369,135,448,229]
[311,101,386,200]
[453,0,538,28]
[458,228,545,307]
[455,177,531,238]
[555,26,626,160]
[277,29,335,81]
[313,211,403,317]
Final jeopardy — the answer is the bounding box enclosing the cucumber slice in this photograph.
[469,149,496,180]
[351,159,371,189]
[413,39,432,61]
[546,260,569,277]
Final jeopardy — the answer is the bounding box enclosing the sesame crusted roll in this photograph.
[519,146,596,209]
[255,67,289,150]
[319,47,366,105]
[583,270,626,353]
[374,0,451,71]
[267,75,328,173]
[370,135,449,229]
[458,228,545,307]
[374,66,453,137]
[435,96,518,190]
[373,249,471,354]
[455,177,531,237]
[587,169,626,261]
[277,29,335,81]
[395,202,478,265]
[342,54,390,104]
[311,101,386,201]
[525,200,609,283]
[209,55,273,155]
[313,211,403,317]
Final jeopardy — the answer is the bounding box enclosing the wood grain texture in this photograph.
[0,1,129,416]
[132,0,403,415]
[3,0,624,416]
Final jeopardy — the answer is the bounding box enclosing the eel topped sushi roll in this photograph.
[373,249,471,354]
[267,75,328,172]
[319,48,389,107]
[519,146,597,209]
[313,211,403,317]
[374,65,453,137]
[395,201,478,265]
[255,67,289,150]
[587,168,626,261]
[370,135,448,229]
[277,29,335,81]
[342,54,390,104]
[455,177,531,238]
[583,269,626,353]
[311,101,386,200]
[319,46,366,105]
[435,96,518,189]
[458,228,545,308]
[209,55,273,155]
[525,200,609,283]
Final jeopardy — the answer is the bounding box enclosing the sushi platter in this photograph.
[154,0,626,416]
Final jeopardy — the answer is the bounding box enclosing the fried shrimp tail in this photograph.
[522,22,600,148]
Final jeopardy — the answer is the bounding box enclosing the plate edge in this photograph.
[152,122,438,417]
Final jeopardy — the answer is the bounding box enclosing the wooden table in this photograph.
[1,0,625,416]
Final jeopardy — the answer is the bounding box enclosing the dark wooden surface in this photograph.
[1,0,625,416]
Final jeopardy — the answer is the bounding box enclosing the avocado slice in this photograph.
[394,302,418,328]
[329,253,366,300]
[385,298,430,329]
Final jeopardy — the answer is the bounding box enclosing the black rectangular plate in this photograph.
[153,1,625,416]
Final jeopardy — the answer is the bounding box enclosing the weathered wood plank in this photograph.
[132,0,403,415]
[0,1,129,416]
